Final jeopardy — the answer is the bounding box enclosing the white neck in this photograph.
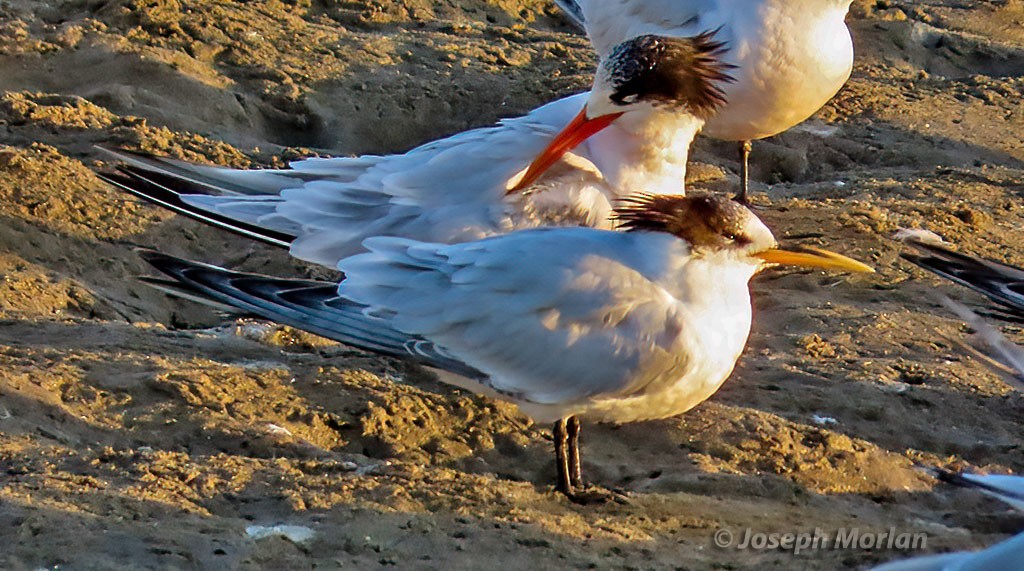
[581,108,704,196]
[669,250,758,393]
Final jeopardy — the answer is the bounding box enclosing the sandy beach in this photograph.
[0,1,1022,568]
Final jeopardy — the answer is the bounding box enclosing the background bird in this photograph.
[928,467,1024,512]
[870,238,1024,568]
[98,31,733,269]
[901,236,1024,388]
[901,237,1024,321]
[870,468,1024,570]
[550,0,856,202]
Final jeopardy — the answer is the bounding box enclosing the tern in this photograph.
[870,529,1024,570]
[135,194,872,501]
[97,31,732,268]
[522,0,856,201]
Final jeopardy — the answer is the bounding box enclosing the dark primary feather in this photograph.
[140,250,484,379]
[902,239,1024,319]
[97,169,294,248]
[138,276,250,315]
[929,467,1024,506]
[96,147,316,195]
[95,147,296,247]
[605,31,735,117]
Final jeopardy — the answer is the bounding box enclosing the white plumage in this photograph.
[338,227,757,424]
[102,90,710,268]
[138,194,872,500]
[558,0,856,142]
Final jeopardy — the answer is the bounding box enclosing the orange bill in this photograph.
[506,108,624,194]
[755,246,874,273]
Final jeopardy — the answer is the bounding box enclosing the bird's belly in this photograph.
[704,13,854,141]
[703,73,849,142]
[585,372,729,425]
[571,352,741,425]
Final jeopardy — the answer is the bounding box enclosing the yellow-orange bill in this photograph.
[754,246,875,273]
[506,108,624,194]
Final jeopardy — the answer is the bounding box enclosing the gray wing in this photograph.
[338,229,687,406]
[139,250,484,379]
[870,532,1024,571]
[98,93,590,268]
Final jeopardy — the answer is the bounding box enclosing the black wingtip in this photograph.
[928,466,975,488]
[96,166,294,248]
[902,239,1024,319]
[95,145,154,161]
[928,466,1024,503]
[135,248,210,282]
[137,274,250,315]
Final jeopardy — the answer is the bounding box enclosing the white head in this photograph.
[615,193,875,273]
[508,32,734,193]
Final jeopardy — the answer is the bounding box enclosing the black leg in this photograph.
[552,416,629,505]
[553,418,573,497]
[567,415,583,489]
[735,140,753,204]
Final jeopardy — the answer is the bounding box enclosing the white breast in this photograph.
[703,0,854,141]
[520,253,757,425]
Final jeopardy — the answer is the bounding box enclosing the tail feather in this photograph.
[139,250,483,378]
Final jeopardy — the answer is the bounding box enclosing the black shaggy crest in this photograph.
[606,30,735,117]
[615,193,756,249]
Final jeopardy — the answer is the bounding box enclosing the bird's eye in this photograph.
[724,232,751,245]
[612,93,639,105]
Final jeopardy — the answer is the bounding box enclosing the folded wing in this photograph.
[338,229,689,405]
[143,227,692,409]
[102,93,591,268]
